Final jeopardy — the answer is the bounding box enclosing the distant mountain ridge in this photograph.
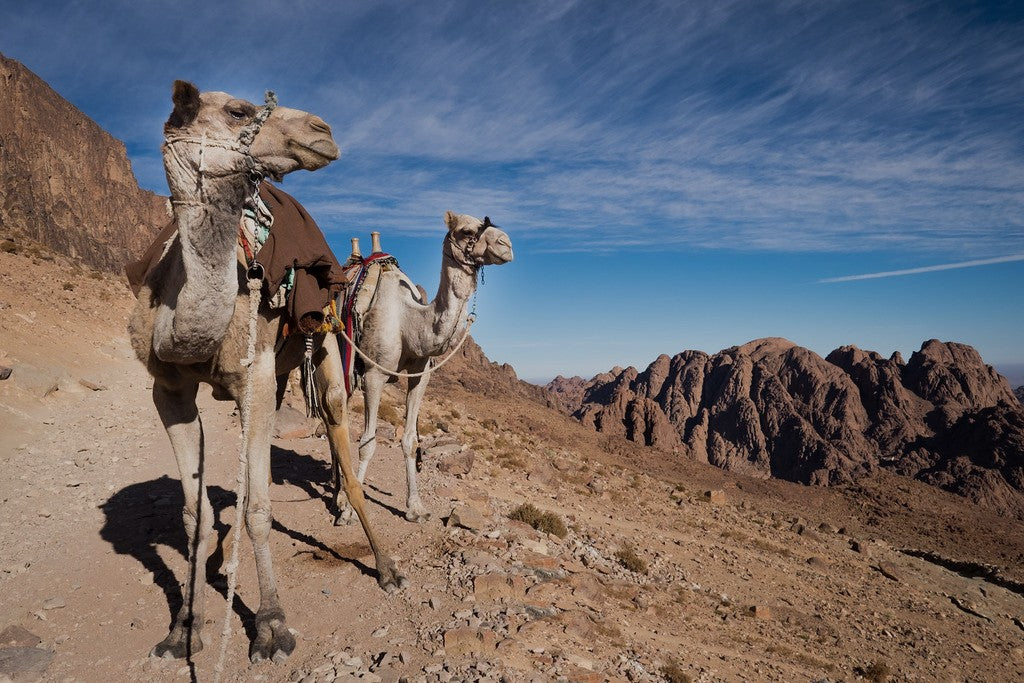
[548,337,1024,519]
[0,53,169,272]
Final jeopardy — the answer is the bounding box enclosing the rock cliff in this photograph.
[551,338,1024,518]
[0,54,169,273]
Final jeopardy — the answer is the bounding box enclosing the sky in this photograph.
[3,0,1023,384]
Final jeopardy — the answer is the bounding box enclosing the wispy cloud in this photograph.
[819,254,1024,283]
[3,0,1023,257]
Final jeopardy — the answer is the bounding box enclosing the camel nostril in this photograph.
[309,116,332,135]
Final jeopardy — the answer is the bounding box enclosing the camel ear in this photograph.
[167,80,200,129]
[444,210,459,231]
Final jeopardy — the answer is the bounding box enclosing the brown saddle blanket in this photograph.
[126,182,346,334]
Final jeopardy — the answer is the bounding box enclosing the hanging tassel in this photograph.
[301,335,320,417]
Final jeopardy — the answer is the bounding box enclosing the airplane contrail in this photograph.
[819,254,1024,283]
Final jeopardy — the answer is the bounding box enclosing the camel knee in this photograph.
[320,385,348,426]
[401,431,418,458]
[245,504,273,542]
[181,499,213,540]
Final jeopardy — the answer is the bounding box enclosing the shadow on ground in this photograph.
[98,444,397,650]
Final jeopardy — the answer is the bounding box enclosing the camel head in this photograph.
[163,80,340,186]
[443,211,514,269]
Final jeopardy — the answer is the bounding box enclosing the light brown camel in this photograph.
[334,212,513,525]
[128,81,404,664]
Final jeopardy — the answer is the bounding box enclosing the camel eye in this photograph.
[229,109,247,120]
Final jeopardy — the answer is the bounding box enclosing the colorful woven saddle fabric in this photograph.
[336,252,400,393]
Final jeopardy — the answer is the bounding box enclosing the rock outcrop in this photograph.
[551,338,1024,518]
[431,336,556,409]
[0,54,169,273]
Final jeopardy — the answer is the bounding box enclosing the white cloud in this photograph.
[819,254,1024,283]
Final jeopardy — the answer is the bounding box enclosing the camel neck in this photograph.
[424,248,477,353]
[153,170,251,364]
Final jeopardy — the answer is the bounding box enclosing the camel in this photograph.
[128,81,404,664]
[334,211,513,525]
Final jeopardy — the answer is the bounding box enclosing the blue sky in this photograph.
[3,0,1023,383]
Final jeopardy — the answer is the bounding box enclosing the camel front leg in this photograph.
[316,336,407,592]
[402,368,432,523]
[243,350,296,663]
[151,381,214,660]
[335,369,385,525]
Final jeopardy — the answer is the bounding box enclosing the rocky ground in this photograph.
[2,245,1024,682]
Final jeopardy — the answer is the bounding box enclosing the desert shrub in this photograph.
[508,503,568,538]
[855,661,891,682]
[659,661,691,683]
[495,450,527,470]
[62,282,74,291]
[614,543,647,574]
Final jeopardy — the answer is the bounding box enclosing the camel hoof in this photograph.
[377,563,408,593]
[150,632,202,660]
[404,509,431,523]
[335,507,358,526]
[249,610,295,664]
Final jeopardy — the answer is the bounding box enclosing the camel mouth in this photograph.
[293,139,340,166]
[490,248,514,264]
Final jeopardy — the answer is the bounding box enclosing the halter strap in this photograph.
[165,90,278,206]
[445,216,496,274]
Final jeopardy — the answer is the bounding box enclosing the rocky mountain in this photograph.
[550,337,1024,518]
[431,336,558,409]
[0,54,169,273]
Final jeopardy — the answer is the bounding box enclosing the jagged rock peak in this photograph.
[556,337,1024,519]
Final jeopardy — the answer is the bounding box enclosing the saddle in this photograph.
[336,252,401,393]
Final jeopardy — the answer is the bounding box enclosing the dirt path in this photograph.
[2,248,1024,682]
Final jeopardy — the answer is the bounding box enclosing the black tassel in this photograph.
[301,335,319,417]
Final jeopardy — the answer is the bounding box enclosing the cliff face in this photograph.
[552,338,1024,518]
[0,54,169,273]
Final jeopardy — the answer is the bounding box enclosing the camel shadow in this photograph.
[270,444,408,522]
[98,475,257,643]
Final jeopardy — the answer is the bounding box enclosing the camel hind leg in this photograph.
[315,335,407,592]
[335,368,386,525]
[401,365,432,523]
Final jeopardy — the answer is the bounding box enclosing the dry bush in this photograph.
[495,449,527,471]
[659,661,692,683]
[855,661,892,682]
[508,503,568,538]
[614,544,647,574]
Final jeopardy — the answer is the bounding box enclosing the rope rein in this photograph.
[212,275,262,683]
[337,312,475,380]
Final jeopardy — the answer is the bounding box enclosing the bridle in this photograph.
[447,215,494,275]
[164,90,278,207]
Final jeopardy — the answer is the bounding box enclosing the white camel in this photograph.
[128,81,404,665]
[334,212,513,525]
